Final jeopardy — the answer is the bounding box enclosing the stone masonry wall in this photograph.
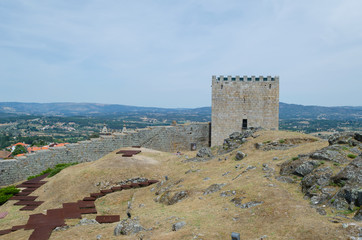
[0,123,210,186]
[211,75,279,146]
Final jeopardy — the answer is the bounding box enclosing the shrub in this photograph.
[347,154,357,159]
[27,162,78,180]
[292,157,299,161]
[27,168,52,180]
[279,139,286,144]
[0,186,20,205]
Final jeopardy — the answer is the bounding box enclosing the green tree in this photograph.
[12,145,27,156]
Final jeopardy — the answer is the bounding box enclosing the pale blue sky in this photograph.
[0,0,361,107]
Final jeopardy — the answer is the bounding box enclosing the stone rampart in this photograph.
[0,123,210,186]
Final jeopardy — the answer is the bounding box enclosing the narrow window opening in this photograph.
[221,85,223,89]
[242,119,248,130]
[269,84,271,89]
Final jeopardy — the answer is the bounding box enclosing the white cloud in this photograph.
[0,0,361,107]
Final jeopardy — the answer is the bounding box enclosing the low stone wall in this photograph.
[0,123,210,186]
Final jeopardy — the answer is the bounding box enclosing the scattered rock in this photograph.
[262,164,274,172]
[203,177,210,181]
[96,234,102,240]
[220,190,236,197]
[204,183,226,195]
[231,197,245,206]
[222,171,231,176]
[118,177,148,186]
[235,164,241,169]
[172,221,186,231]
[77,218,99,226]
[156,191,189,205]
[273,157,279,161]
[185,147,214,162]
[315,207,327,215]
[114,219,145,236]
[53,226,70,231]
[231,198,263,208]
[235,151,246,161]
[246,166,256,171]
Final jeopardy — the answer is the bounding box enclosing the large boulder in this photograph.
[172,221,186,231]
[196,147,214,158]
[156,191,189,205]
[331,156,362,185]
[114,219,145,236]
[354,133,362,142]
[280,157,319,176]
[294,160,320,176]
[235,151,246,161]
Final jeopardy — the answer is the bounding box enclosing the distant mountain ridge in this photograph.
[0,102,361,120]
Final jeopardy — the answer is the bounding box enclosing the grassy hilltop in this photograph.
[0,130,360,240]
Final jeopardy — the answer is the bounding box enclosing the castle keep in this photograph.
[211,75,279,146]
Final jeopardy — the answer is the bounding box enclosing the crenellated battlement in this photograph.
[212,75,279,82]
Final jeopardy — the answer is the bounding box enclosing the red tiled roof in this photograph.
[0,151,12,159]
[14,142,28,147]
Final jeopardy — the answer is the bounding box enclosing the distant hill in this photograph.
[0,102,361,120]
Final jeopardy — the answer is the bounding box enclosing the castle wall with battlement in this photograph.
[0,123,210,186]
[211,75,279,146]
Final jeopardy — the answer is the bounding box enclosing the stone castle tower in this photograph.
[211,75,279,146]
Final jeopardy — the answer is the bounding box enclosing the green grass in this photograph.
[27,162,78,180]
[291,156,299,161]
[279,139,286,144]
[0,186,20,205]
[338,207,360,215]
[347,154,357,159]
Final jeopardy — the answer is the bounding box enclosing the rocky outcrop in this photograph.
[328,132,362,146]
[310,146,348,164]
[331,156,362,185]
[255,138,316,151]
[222,129,258,153]
[278,132,362,220]
[280,157,320,177]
